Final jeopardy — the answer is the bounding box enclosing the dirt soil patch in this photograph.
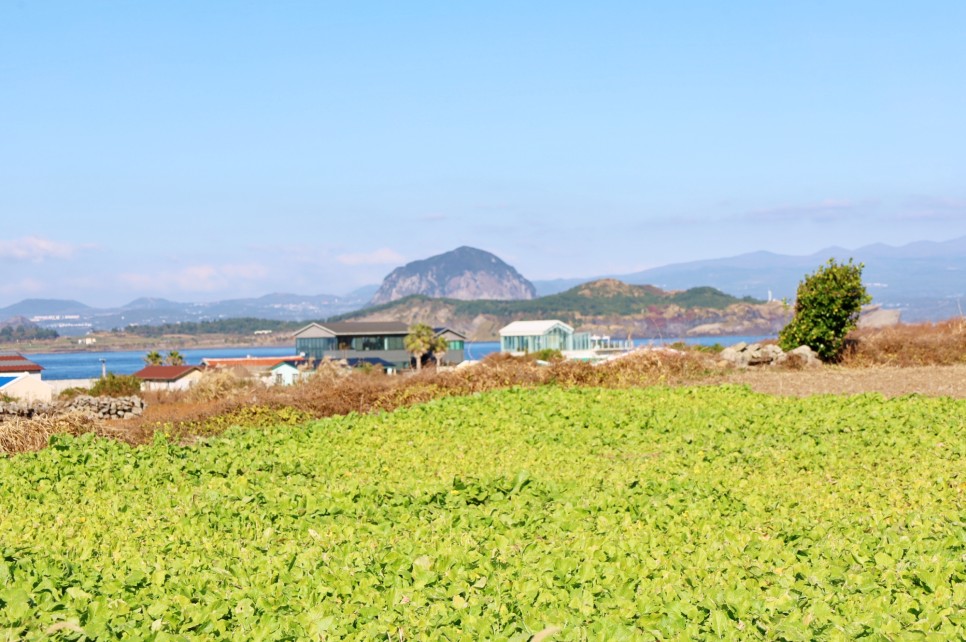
[721,363,966,398]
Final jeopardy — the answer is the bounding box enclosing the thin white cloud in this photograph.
[336,248,405,267]
[117,263,270,293]
[742,199,875,223]
[894,196,966,221]
[0,277,46,296]
[0,236,84,262]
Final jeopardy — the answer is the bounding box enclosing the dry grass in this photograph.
[6,321,966,457]
[118,350,722,449]
[843,318,966,366]
[0,411,128,455]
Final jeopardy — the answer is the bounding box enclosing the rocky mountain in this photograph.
[337,279,788,341]
[370,246,537,305]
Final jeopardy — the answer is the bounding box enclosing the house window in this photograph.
[296,337,336,359]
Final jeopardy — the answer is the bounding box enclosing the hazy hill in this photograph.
[0,299,93,317]
[0,292,371,336]
[533,236,966,321]
[371,246,536,304]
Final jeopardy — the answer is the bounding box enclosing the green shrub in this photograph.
[779,258,871,361]
[57,386,90,400]
[89,373,142,397]
[530,348,565,362]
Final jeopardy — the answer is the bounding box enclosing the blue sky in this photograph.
[2,2,965,306]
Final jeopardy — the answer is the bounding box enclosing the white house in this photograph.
[132,365,204,392]
[499,320,591,354]
[0,373,53,402]
[270,361,302,386]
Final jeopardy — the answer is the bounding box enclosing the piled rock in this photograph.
[66,395,146,419]
[719,342,821,368]
[0,396,145,420]
[0,401,58,418]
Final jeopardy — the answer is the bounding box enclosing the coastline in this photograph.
[2,335,293,355]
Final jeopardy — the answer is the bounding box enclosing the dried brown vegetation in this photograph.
[0,411,126,454]
[5,319,966,457]
[842,318,966,366]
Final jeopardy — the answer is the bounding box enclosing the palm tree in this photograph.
[165,350,185,366]
[144,350,163,366]
[404,324,434,371]
[430,334,449,370]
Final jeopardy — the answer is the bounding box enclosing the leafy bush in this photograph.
[779,258,871,361]
[89,373,142,397]
[530,348,565,362]
[57,386,90,401]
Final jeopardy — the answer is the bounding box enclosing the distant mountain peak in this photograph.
[371,247,537,305]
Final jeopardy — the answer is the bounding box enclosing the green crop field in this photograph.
[1,386,965,640]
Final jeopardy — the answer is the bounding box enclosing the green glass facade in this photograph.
[298,335,408,359]
[294,325,466,368]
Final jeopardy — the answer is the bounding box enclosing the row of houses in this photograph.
[2,319,629,400]
[136,322,469,390]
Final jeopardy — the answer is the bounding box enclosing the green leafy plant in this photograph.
[779,258,871,361]
[89,373,142,397]
[530,348,565,362]
[2,387,965,638]
[56,387,90,400]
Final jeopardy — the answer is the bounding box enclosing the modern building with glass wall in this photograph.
[293,322,466,370]
[499,320,591,354]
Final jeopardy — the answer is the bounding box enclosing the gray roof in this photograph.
[294,321,410,337]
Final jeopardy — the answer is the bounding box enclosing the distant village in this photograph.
[1,318,637,404]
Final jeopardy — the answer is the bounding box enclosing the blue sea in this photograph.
[28,335,772,380]
[26,346,297,381]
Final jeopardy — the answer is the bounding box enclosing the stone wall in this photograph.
[0,395,145,420]
[719,342,821,368]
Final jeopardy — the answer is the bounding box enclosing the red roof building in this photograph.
[132,365,201,381]
[132,365,204,391]
[0,352,44,375]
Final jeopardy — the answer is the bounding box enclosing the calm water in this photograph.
[28,335,773,380]
[26,346,297,380]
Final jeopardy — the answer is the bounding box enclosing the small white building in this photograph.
[499,320,591,354]
[132,365,204,392]
[0,373,54,402]
[270,361,302,386]
[499,320,632,361]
